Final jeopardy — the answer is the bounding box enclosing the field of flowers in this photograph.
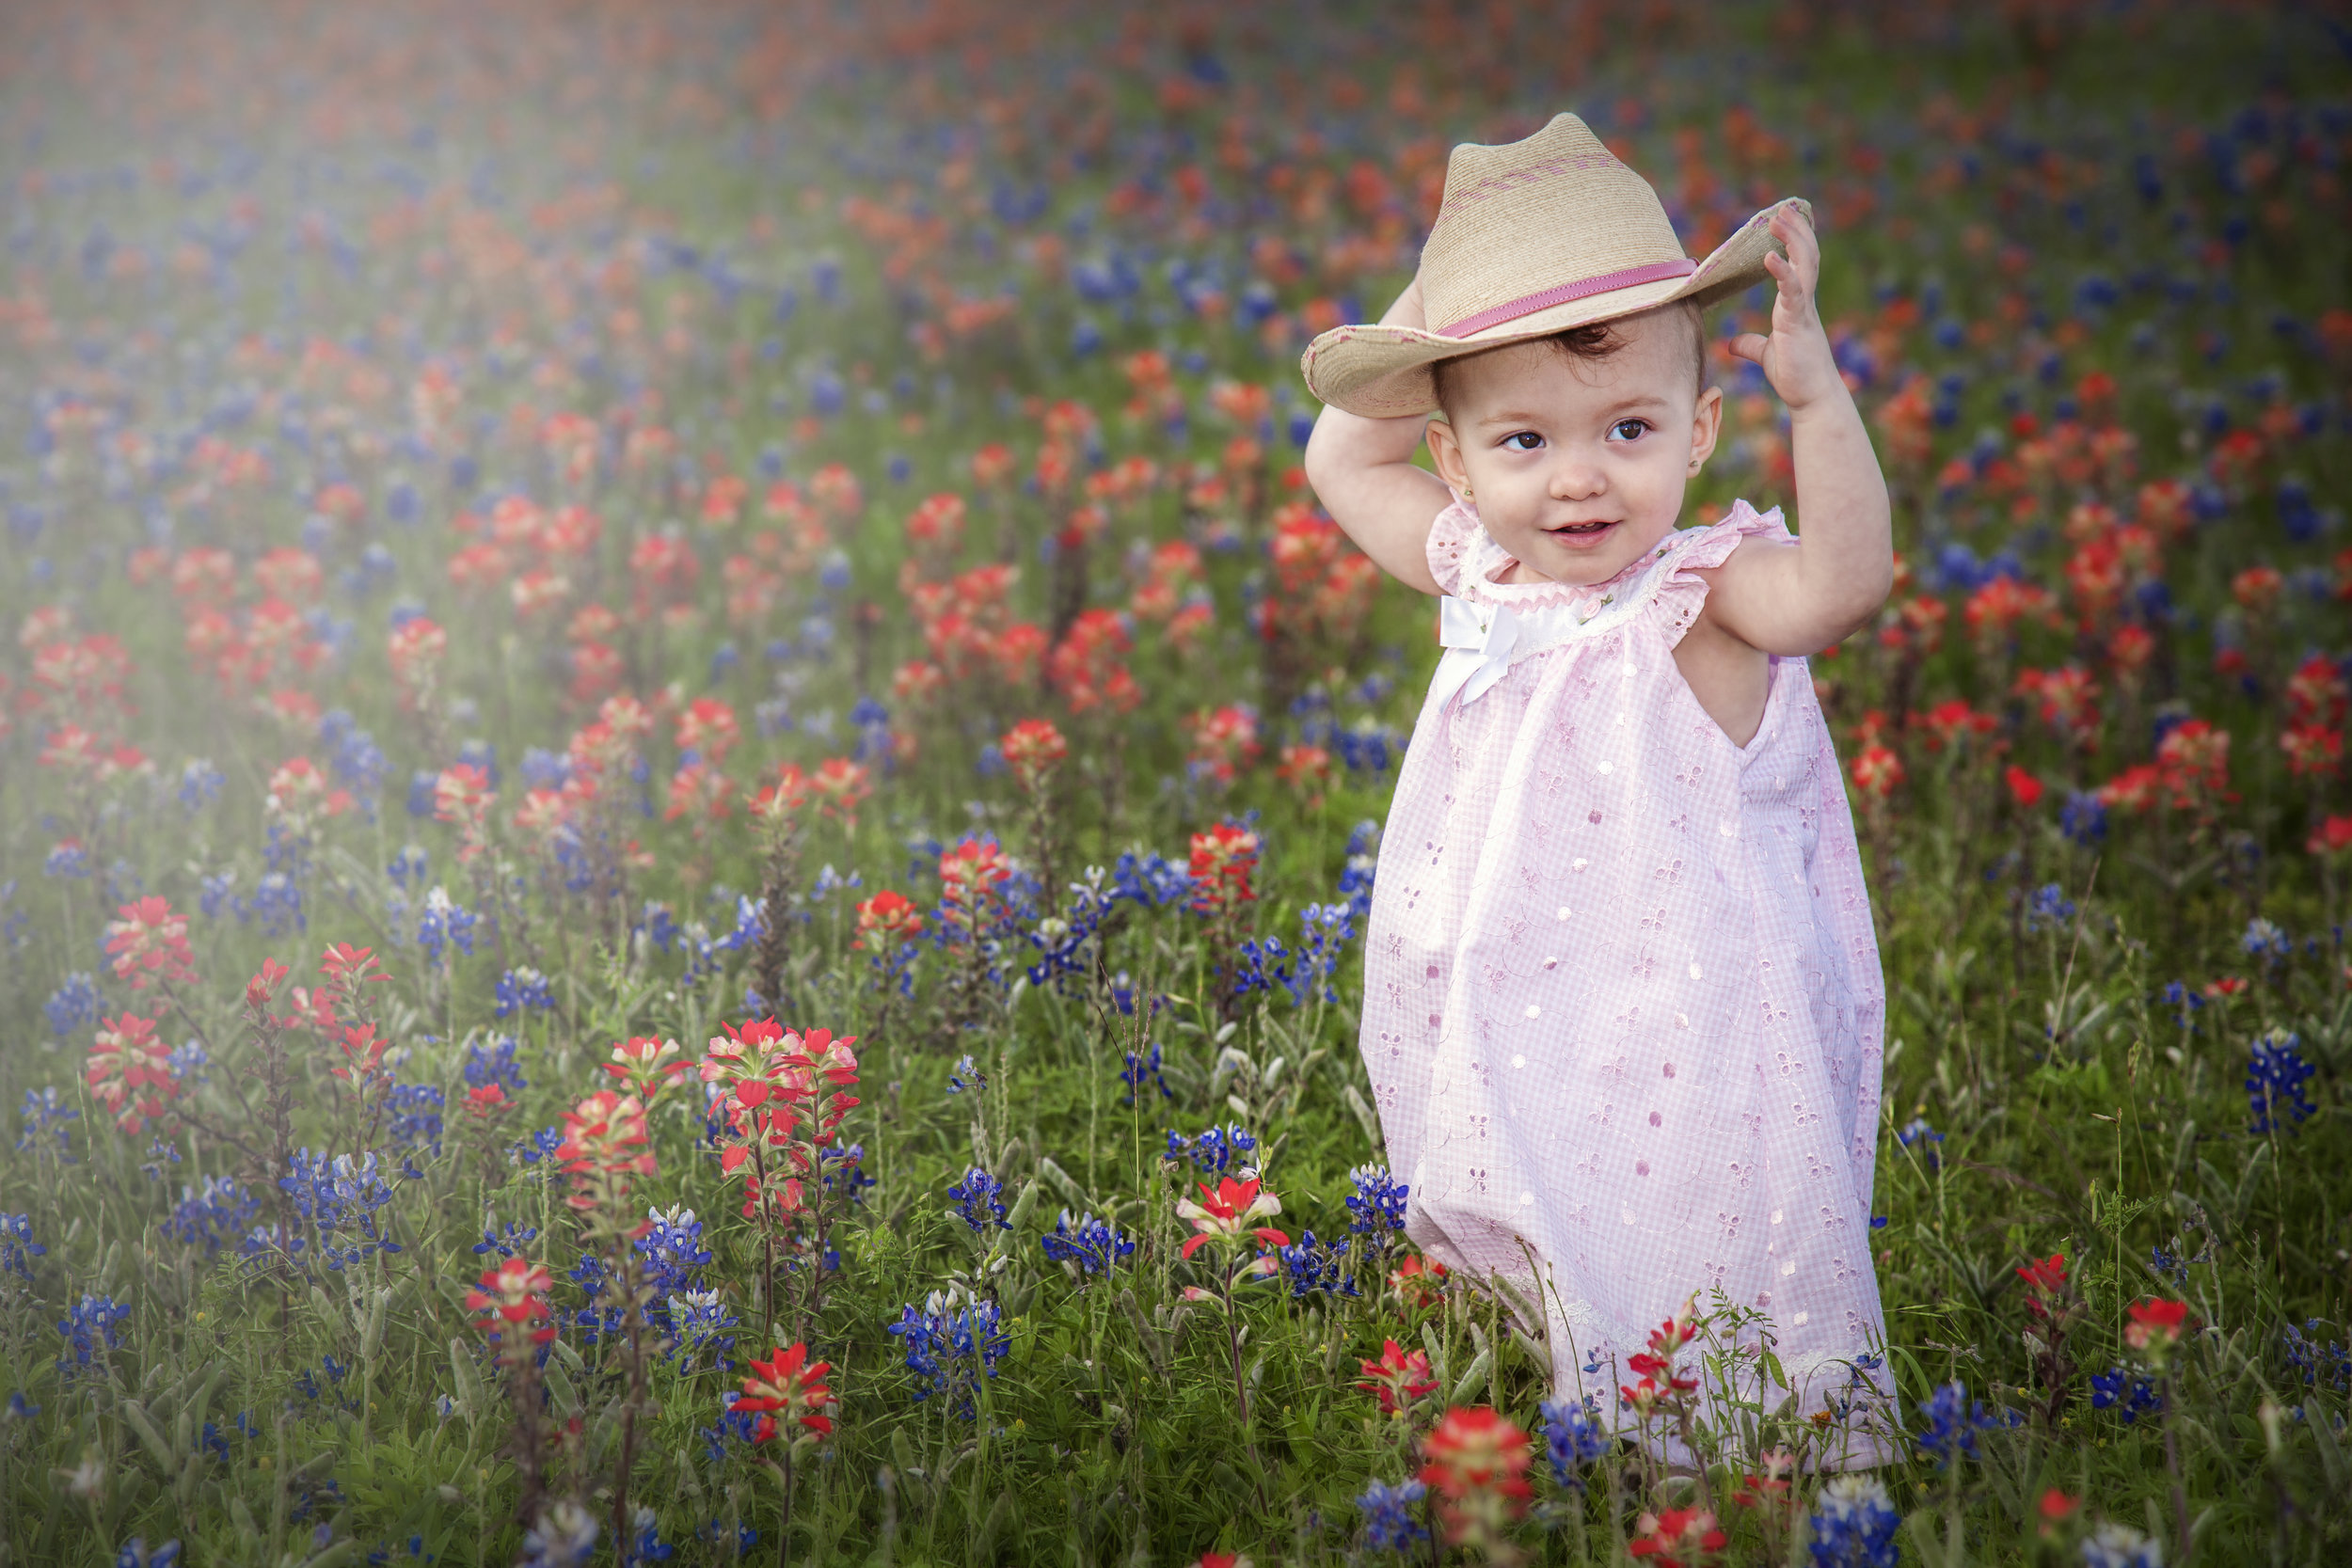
[0,1,2347,1563]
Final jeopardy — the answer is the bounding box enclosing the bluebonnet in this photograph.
[811,862,864,898]
[279,1149,412,1272]
[886,1290,1009,1418]
[1539,1397,1613,1487]
[516,1501,598,1568]
[1168,1123,1258,1175]
[946,1054,987,1095]
[111,1540,182,1568]
[1232,934,1290,1000]
[1805,1475,1901,1567]
[1913,1380,2015,1465]
[44,841,92,879]
[43,972,102,1037]
[162,1178,259,1256]
[821,1144,874,1205]
[1024,873,1117,989]
[947,1167,1009,1233]
[518,748,572,792]
[1278,1231,1357,1299]
[638,1206,713,1298]
[1285,902,1356,1004]
[141,1135,183,1184]
[2080,1524,2164,1568]
[1345,1164,1409,1259]
[177,759,225,813]
[1106,848,1189,909]
[2280,1320,2352,1392]
[167,1039,209,1085]
[417,887,478,964]
[2246,1031,2316,1133]
[2,1213,47,1281]
[2090,1365,2164,1424]
[7,1391,38,1419]
[245,871,305,936]
[665,1289,739,1372]
[2241,917,2293,959]
[1120,1039,1171,1105]
[197,1419,232,1463]
[199,870,239,921]
[696,1521,759,1556]
[2059,790,2107,846]
[1040,1212,1135,1275]
[701,1391,769,1464]
[1337,718,1402,774]
[389,1085,445,1156]
[1355,1478,1428,1552]
[622,1508,675,1567]
[455,738,499,786]
[1338,820,1379,924]
[2159,980,2206,1028]
[565,1254,628,1347]
[514,1126,565,1170]
[465,1036,528,1096]
[2023,882,2074,933]
[295,1354,358,1409]
[17,1086,79,1162]
[319,711,388,811]
[474,1220,541,1259]
[494,968,555,1018]
[56,1292,133,1379]
[1897,1117,1945,1169]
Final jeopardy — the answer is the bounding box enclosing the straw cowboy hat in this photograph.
[1300,112,1809,420]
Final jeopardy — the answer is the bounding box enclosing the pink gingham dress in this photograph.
[1359,493,1899,1467]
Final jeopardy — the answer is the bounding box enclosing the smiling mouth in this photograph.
[1544,519,1616,537]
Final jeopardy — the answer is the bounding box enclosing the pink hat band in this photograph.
[1433,257,1698,339]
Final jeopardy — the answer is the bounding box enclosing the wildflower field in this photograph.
[2,1,2349,1563]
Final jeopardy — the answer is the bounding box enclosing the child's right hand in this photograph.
[1300,272,1452,596]
[1724,205,1843,414]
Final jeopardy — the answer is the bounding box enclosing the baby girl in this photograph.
[1300,112,1899,1469]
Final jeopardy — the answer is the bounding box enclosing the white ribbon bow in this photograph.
[1426,594,1520,712]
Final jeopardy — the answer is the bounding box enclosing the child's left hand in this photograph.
[1725,205,1845,413]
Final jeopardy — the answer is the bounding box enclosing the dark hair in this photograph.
[1430,299,1707,423]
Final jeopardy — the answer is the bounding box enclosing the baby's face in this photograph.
[1425,312,1723,589]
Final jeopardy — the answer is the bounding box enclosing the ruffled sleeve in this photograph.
[1424,494,1483,597]
[1650,499,1793,648]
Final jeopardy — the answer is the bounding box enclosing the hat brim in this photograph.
[1299,198,1810,420]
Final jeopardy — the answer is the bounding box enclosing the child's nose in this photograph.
[1547,455,1607,499]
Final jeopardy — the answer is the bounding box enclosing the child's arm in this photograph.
[1301,276,1451,596]
[1694,206,1895,655]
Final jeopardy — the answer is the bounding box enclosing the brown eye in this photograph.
[1503,432,1543,451]
[1609,419,1649,442]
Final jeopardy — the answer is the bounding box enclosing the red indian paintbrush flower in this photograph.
[103,896,198,991]
[1000,718,1068,789]
[1627,1506,1727,1566]
[1356,1339,1438,1418]
[1174,1176,1287,1259]
[1418,1406,1533,1547]
[734,1343,836,1442]
[2125,1297,2192,1357]
[466,1258,556,1350]
[87,1013,174,1134]
[853,890,925,949]
[555,1090,657,1215]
